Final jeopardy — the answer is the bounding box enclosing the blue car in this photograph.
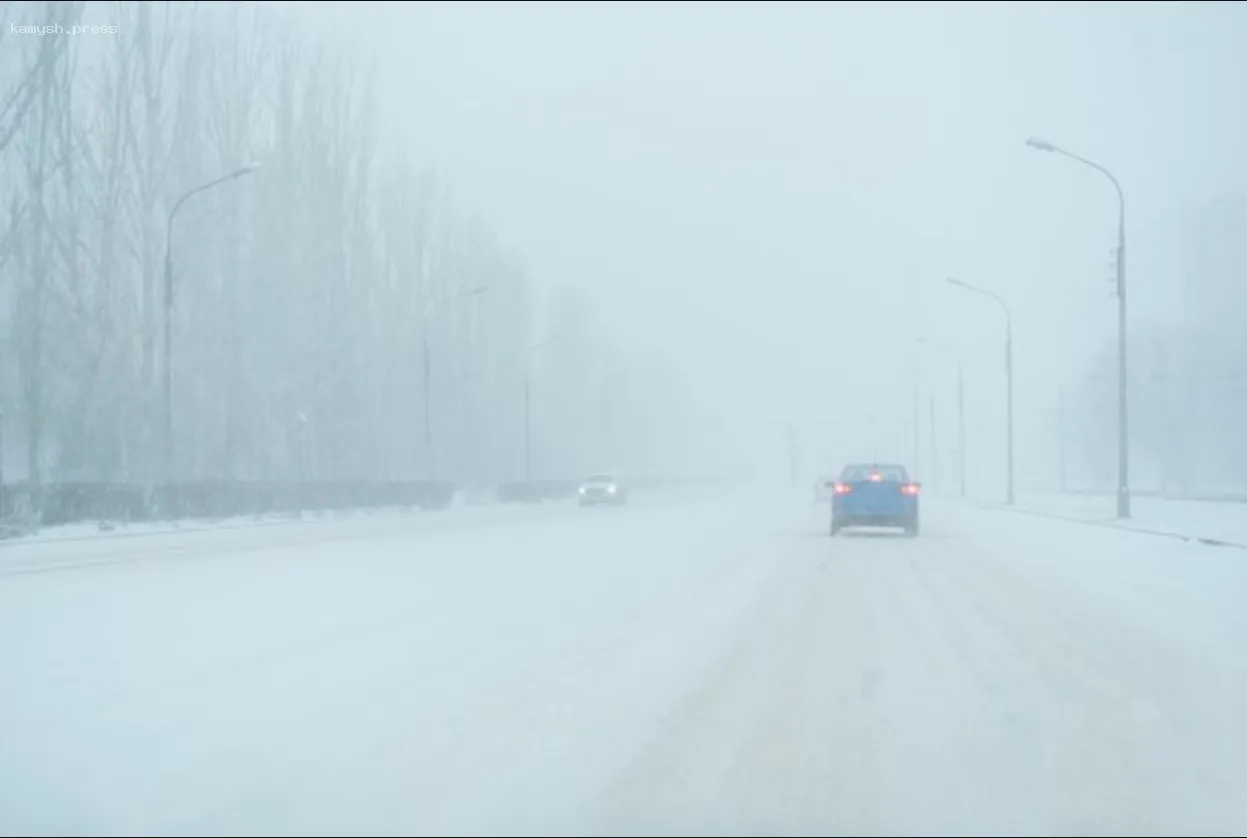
[828,462,921,537]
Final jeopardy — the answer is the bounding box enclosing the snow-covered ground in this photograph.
[0,507,438,548]
[1007,491,1247,547]
[0,485,718,547]
[0,501,591,575]
[0,487,536,545]
[2,488,1246,836]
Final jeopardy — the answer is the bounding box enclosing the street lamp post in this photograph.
[955,357,965,498]
[910,341,921,476]
[945,277,1013,505]
[1058,385,1068,492]
[163,163,260,502]
[422,331,431,477]
[917,337,966,499]
[928,396,937,492]
[524,364,532,482]
[1026,135,1129,518]
[524,331,567,482]
[0,405,5,518]
[420,284,488,479]
[295,410,309,518]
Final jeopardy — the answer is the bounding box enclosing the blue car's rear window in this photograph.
[841,464,908,482]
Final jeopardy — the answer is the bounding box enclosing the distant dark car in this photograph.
[828,462,920,536]
[578,473,628,507]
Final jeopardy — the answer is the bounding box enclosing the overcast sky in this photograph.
[284,0,1247,486]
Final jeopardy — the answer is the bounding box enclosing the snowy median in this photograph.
[0,485,729,576]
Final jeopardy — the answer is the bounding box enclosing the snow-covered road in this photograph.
[2,489,1245,837]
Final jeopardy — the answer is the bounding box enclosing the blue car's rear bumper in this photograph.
[832,498,918,527]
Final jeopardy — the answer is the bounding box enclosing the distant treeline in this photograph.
[0,477,717,530]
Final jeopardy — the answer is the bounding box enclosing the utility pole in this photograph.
[522,331,567,484]
[0,406,5,518]
[419,285,487,482]
[1058,385,1068,492]
[786,426,799,485]
[524,366,532,482]
[296,411,309,518]
[956,362,966,499]
[946,277,1013,505]
[1115,213,1130,517]
[911,344,921,475]
[929,396,937,493]
[422,332,433,479]
[1005,317,1014,505]
[917,337,966,499]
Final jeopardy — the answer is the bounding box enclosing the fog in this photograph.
[3,0,1247,518]
[272,0,1247,493]
[7,6,1247,835]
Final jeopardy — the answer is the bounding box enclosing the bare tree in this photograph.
[13,5,59,504]
[194,2,267,479]
[0,3,77,157]
[76,3,138,481]
[45,2,90,481]
[0,0,678,530]
[130,0,181,484]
